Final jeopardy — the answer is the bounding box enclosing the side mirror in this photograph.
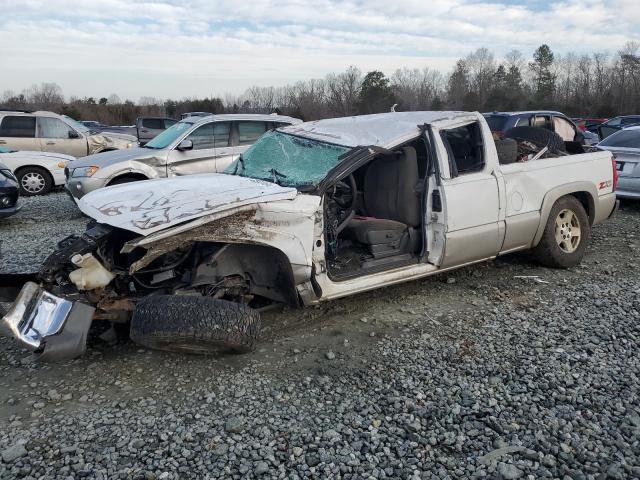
[177,139,193,151]
[68,130,80,139]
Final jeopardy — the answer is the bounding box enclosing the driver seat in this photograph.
[347,146,421,259]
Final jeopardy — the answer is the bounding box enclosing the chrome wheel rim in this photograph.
[555,209,581,253]
[21,172,45,194]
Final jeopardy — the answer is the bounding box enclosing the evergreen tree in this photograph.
[529,44,556,107]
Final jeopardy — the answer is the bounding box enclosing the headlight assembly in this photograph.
[71,166,100,178]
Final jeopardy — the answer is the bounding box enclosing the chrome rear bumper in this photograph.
[0,282,94,361]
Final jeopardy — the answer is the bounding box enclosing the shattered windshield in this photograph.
[145,121,194,149]
[226,131,350,189]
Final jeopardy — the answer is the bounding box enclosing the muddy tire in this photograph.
[495,138,518,164]
[534,196,590,268]
[130,295,261,354]
[16,166,53,196]
[504,126,566,153]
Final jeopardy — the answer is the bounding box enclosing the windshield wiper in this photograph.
[269,168,288,185]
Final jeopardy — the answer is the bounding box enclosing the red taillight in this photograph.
[612,155,619,191]
[578,125,586,131]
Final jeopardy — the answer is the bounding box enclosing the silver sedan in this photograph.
[598,126,640,199]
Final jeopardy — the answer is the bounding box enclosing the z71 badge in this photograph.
[599,180,613,190]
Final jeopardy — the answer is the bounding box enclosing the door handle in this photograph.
[0,140,6,144]
[46,141,56,145]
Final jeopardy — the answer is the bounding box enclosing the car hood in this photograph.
[71,147,156,169]
[77,173,298,235]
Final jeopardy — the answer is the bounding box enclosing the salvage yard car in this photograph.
[597,126,640,199]
[484,111,598,146]
[0,147,71,195]
[65,113,301,199]
[1,111,619,360]
[0,161,21,218]
[0,110,137,158]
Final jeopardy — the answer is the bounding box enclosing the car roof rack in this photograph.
[0,108,33,113]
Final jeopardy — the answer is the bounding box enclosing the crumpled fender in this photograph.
[88,133,136,154]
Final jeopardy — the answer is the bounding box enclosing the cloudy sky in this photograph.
[1,0,638,101]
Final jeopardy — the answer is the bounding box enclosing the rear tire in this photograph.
[504,126,566,153]
[16,166,53,196]
[130,295,261,354]
[534,196,590,268]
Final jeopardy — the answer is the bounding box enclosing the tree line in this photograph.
[2,42,639,125]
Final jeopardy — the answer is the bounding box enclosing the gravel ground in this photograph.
[0,195,639,479]
[0,191,88,274]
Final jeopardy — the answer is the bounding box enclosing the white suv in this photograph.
[0,110,137,158]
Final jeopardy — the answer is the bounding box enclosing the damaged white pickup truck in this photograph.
[1,112,619,360]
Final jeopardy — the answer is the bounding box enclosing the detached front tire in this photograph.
[534,196,590,268]
[130,295,261,354]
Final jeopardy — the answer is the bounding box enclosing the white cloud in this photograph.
[0,0,637,100]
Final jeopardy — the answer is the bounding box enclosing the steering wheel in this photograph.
[329,173,357,233]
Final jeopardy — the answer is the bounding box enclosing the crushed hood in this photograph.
[87,132,137,155]
[77,173,298,235]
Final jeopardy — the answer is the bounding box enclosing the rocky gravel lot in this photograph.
[0,191,88,274]
[0,194,639,479]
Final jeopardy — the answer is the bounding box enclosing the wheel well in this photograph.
[14,165,53,183]
[192,243,300,307]
[569,191,595,225]
[107,173,148,186]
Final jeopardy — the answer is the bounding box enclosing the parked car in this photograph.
[65,113,301,199]
[483,111,598,146]
[1,111,619,360]
[597,126,640,199]
[597,115,640,140]
[0,110,136,158]
[0,147,71,195]
[0,161,21,218]
[572,118,608,133]
[180,112,213,119]
[80,120,103,129]
[98,117,177,145]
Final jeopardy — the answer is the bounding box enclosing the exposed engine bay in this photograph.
[37,222,298,326]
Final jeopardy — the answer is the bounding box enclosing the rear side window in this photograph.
[142,118,164,129]
[599,129,640,148]
[483,115,508,132]
[238,121,267,146]
[0,116,36,138]
[533,115,553,130]
[37,117,74,139]
[516,117,531,127]
[440,122,485,176]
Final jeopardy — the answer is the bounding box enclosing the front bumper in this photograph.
[65,176,107,200]
[0,203,21,218]
[616,177,640,200]
[0,282,94,361]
